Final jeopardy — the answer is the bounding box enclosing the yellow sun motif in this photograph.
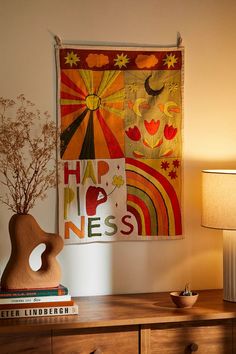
[127,82,138,93]
[163,53,178,69]
[60,69,126,159]
[85,94,101,111]
[114,53,130,69]
[166,81,179,93]
[65,51,80,67]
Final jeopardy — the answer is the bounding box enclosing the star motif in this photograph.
[114,53,130,69]
[163,53,178,69]
[161,161,170,170]
[173,160,180,168]
[168,170,178,179]
[64,51,80,67]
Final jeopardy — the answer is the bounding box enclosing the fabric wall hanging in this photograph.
[55,43,184,244]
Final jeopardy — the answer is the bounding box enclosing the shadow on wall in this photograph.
[108,157,229,295]
[57,158,233,296]
[0,158,233,296]
[0,210,12,280]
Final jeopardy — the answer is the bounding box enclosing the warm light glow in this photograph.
[202,170,236,230]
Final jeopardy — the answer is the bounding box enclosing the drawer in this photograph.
[52,325,139,354]
[141,320,233,354]
[0,331,51,354]
[231,319,236,353]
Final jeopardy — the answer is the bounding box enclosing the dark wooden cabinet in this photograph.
[0,290,236,353]
[0,331,51,353]
[141,320,233,353]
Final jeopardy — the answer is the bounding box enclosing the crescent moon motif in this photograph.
[133,98,148,117]
[144,75,164,96]
[163,101,179,118]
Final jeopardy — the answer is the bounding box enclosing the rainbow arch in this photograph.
[126,158,182,236]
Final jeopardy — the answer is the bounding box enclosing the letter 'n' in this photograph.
[64,217,85,239]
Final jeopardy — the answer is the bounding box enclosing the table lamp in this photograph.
[201,170,236,302]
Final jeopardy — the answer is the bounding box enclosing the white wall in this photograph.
[1,0,236,296]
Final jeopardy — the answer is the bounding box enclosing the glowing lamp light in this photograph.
[202,170,236,302]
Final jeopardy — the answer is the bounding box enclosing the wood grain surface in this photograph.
[0,290,236,353]
[0,289,236,333]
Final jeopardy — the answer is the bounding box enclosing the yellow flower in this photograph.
[112,175,124,188]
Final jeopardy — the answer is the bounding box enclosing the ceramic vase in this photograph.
[1,213,63,290]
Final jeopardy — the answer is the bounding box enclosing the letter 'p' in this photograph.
[97,161,109,184]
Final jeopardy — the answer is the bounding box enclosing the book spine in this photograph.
[0,294,71,304]
[0,303,79,319]
[0,285,68,298]
[0,300,74,310]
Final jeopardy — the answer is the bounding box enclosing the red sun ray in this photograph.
[61,71,87,98]
[61,91,85,101]
[96,110,124,159]
[61,104,86,117]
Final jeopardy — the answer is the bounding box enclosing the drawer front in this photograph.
[141,321,232,354]
[52,325,139,354]
[233,319,236,353]
[0,332,51,354]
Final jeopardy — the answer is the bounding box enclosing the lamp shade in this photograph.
[202,170,236,230]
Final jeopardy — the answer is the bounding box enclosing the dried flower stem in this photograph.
[0,95,58,214]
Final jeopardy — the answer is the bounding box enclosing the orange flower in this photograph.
[164,124,177,140]
[125,126,141,141]
[133,150,144,158]
[162,149,173,157]
[143,138,163,149]
[144,119,160,135]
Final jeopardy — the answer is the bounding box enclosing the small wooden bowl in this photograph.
[170,291,199,308]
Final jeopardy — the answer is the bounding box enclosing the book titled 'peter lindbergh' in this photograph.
[0,302,78,318]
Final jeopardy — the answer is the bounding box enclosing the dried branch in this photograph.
[0,95,58,214]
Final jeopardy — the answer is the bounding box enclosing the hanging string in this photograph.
[177,32,183,47]
[54,35,62,47]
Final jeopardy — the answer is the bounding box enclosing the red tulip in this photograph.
[125,126,141,141]
[144,119,160,135]
[164,124,177,140]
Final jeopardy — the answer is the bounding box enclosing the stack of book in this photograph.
[0,284,78,319]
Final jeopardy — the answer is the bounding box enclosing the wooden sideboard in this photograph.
[0,289,236,353]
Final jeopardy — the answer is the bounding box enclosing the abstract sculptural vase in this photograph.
[1,214,63,289]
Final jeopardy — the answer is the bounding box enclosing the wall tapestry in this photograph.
[55,44,184,244]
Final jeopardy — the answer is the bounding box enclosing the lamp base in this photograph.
[223,231,236,302]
